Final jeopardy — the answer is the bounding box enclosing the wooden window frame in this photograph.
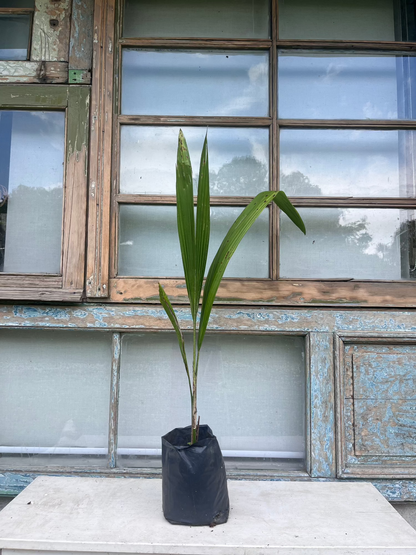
[0,84,90,301]
[87,0,416,308]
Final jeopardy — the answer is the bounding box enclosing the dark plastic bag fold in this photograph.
[162,425,229,526]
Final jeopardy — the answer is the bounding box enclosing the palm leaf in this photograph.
[198,191,305,349]
[176,130,198,319]
[273,190,306,235]
[159,284,192,399]
[195,134,210,302]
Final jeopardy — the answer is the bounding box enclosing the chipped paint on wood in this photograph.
[69,0,94,70]
[31,0,72,62]
[354,400,416,456]
[309,332,336,478]
[0,61,68,83]
[0,305,416,333]
[337,336,416,479]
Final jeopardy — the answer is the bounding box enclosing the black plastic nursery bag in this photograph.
[162,425,229,526]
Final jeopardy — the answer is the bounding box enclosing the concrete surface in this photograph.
[1,476,416,554]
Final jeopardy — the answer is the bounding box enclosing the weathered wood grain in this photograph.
[354,400,416,457]
[0,289,82,301]
[86,0,115,298]
[309,332,336,478]
[62,86,90,291]
[109,277,416,307]
[108,333,121,469]
[69,0,94,70]
[31,0,72,62]
[336,335,416,478]
[353,351,416,399]
[0,61,67,83]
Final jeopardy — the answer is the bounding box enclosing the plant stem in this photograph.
[191,318,199,444]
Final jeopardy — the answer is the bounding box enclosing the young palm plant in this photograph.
[159,130,306,445]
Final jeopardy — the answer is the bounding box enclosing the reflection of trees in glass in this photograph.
[281,171,409,279]
[194,155,268,196]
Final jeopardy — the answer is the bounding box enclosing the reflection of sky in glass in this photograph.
[0,15,31,61]
[120,126,269,195]
[278,54,416,120]
[280,208,415,279]
[280,129,416,197]
[122,50,269,116]
[0,111,65,274]
[119,205,269,278]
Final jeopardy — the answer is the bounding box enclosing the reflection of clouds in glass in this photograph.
[321,62,346,83]
[120,126,268,195]
[280,129,408,197]
[278,54,401,119]
[340,209,399,257]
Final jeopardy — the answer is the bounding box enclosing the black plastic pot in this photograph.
[161,425,229,526]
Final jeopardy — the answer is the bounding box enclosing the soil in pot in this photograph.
[162,425,229,526]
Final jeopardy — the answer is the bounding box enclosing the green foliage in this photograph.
[160,130,306,443]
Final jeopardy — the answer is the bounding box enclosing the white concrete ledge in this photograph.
[0,476,416,554]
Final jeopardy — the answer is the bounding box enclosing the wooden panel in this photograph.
[109,277,416,307]
[336,335,416,478]
[86,0,115,298]
[309,332,336,478]
[354,400,416,456]
[69,0,94,70]
[62,86,90,290]
[31,0,72,62]
[0,61,67,83]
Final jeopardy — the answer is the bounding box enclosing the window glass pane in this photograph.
[122,50,269,117]
[278,53,416,120]
[0,15,31,61]
[117,333,306,471]
[280,208,416,279]
[0,330,112,469]
[279,0,397,41]
[124,0,270,39]
[280,129,416,197]
[0,111,65,274]
[118,205,269,278]
[120,126,269,196]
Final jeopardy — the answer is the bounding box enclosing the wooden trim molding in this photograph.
[108,277,416,308]
[86,0,116,298]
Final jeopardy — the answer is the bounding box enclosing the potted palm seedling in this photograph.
[159,130,305,526]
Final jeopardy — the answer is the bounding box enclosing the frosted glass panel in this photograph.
[118,333,305,469]
[124,0,270,39]
[0,111,64,274]
[279,0,396,41]
[0,330,112,468]
[122,50,269,117]
[120,127,269,195]
[280,129,416,197]
[280,208,416,279]
[0,15,31,61]
[278,53,416,120]
[118,205,269,278]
